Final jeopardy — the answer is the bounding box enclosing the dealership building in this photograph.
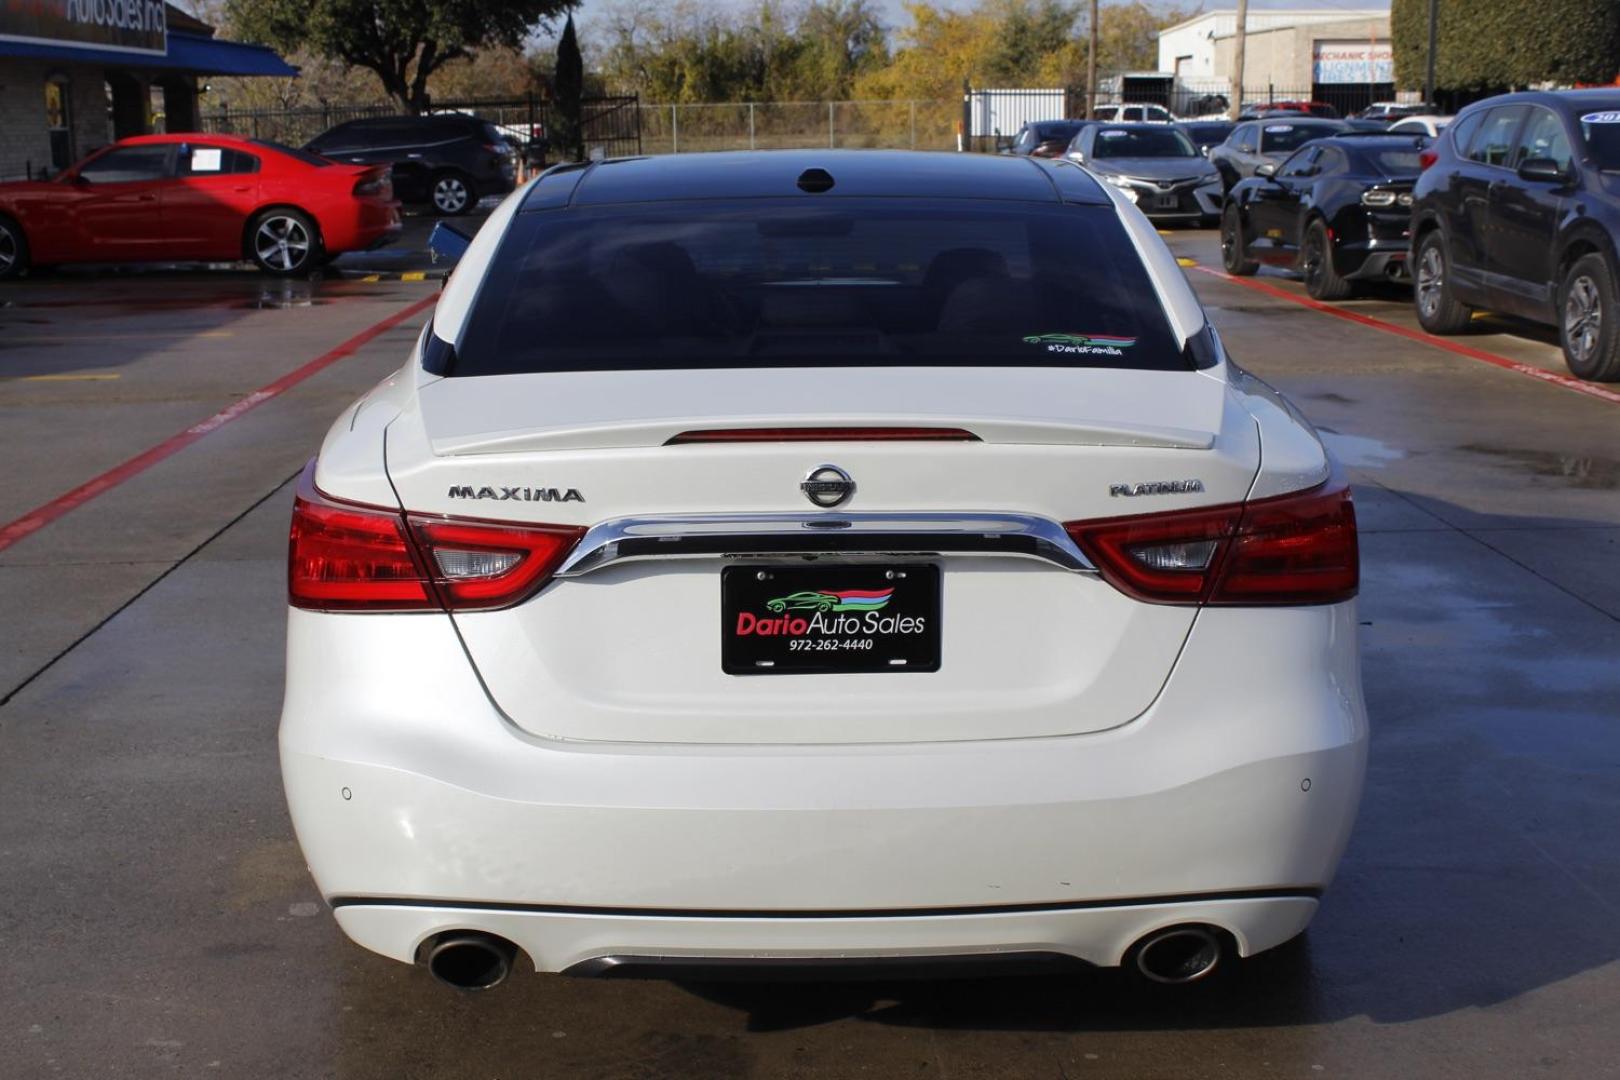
[0,1,294,181]
[1157,2,1401,115]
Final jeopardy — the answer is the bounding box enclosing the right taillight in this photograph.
[288,462,583,613]
[1066,480,1358,606]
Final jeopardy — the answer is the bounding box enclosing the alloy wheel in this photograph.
[1221,213,1238,267]
[254,216,311,272]
[1416,244,1445,320]
[434,176,470,214]
[0,225,16,273]
[1302,231,1324,289]
[1564,275,1602,365]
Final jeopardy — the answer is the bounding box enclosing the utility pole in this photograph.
[1229,0,1249,121]
[1424,0,1439,107]
[1086,0,1099,119]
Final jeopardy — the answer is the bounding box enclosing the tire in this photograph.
[1412,230,1473,334]
[1300,219,1353,301]
[1221,204,1258,275]
[248,209,319,276]
[1558,252,1620,382]
[429,171,475,216]
[0,215,29,280]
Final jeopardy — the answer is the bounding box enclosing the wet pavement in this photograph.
[1,228,1618,1079]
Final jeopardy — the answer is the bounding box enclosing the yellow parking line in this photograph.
[360,274,381,283]
[400,271,427,282]
[7,373,122,382]
[1176,257,1197,267]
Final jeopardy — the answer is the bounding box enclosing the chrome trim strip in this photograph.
[553,512,1097,578]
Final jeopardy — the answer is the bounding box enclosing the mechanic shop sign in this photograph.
[0,0,167,55]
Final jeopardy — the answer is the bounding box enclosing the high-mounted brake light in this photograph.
[288,462,584,613]
[667,427,981,444]
[1065,481,1358,606]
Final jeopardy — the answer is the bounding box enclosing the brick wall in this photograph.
[0,60,118,181]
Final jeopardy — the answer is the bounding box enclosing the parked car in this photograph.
[1221,134,1423,299]
[1006,119,1095,157]
[1092,103,1176,123]
[1354,102,1431,124]
[1388,115,1453,138]
[281,149,1367,992]
[1208,118,1350,193]
[1068,123,1221,224]
[304,114,516,215]
[1411,90,1620,381]
[0,132,398,278]
[1178,120,1236,156]
[1238,100,1341,120]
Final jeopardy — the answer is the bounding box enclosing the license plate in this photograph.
[1153,193,1179,209]
[722,565,940,675]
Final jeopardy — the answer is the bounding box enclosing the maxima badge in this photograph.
[801,464,855,508]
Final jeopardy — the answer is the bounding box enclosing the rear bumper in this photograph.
[333,895,1321,973]
[280,602,1367,973]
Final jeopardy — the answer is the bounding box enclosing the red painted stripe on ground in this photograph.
[1191,265,1620,407]
[0,294,436,554]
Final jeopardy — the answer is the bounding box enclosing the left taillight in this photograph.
[288,462,583,613]
[352,170,391,197]
[1065,480,1358,606]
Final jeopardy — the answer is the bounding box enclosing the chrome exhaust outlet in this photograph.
[1130,925,1224,985]
[423,932,517,991]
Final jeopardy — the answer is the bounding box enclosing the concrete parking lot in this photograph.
[1,225,1617,1079]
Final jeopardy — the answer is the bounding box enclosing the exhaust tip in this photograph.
[424,932,517,991]
[1130,925,1225,986]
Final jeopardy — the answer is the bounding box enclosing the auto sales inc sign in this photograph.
[0,0,168,56]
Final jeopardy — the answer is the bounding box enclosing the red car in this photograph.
[0,133,400,278]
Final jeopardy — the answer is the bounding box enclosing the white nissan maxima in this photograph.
[281,150,1367,991]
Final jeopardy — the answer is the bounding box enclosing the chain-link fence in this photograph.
[637,100,959,154]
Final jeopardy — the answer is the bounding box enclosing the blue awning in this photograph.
[0,31,296,77]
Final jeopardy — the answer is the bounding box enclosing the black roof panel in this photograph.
[521,150,1110,210]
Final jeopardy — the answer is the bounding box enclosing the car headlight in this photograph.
[1101,173,1140,203]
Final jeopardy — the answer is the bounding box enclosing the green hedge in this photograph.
[1392,0,1620,90]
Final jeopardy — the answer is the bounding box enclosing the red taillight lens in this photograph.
[666,427,981,444]
[407,517,584,610]
[288,462,584,612]
[289,476,435,612]
[1212,483,1357,604]
[1065,481,1358,606]
[1418,148,1438,171]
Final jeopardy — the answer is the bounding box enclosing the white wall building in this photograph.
[1158,4,1391,85]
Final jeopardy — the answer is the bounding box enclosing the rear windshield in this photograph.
[450,199,1190,377]
[1260,122,1339,153]
[1362,148,1422,176]
[1093,127,1198,158]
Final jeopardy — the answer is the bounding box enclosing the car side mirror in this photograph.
[1254,162,1277,178]
[1201,145,1210,157]
[428,221,472,267]
[1516,157,1568,184]
[1239,144,1256,154]
[70,172,90,186]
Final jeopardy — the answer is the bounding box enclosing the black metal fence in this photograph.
[200,94,642,161]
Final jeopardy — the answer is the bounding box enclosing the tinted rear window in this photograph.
[1259,123,1341,153]
[452,199,1189,376]
[1359,148,1422,175]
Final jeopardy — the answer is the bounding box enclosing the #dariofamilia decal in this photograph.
[1023,332,1137,356]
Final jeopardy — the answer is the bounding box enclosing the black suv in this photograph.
[305,114,516,216]
[1411,90,1620,381]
